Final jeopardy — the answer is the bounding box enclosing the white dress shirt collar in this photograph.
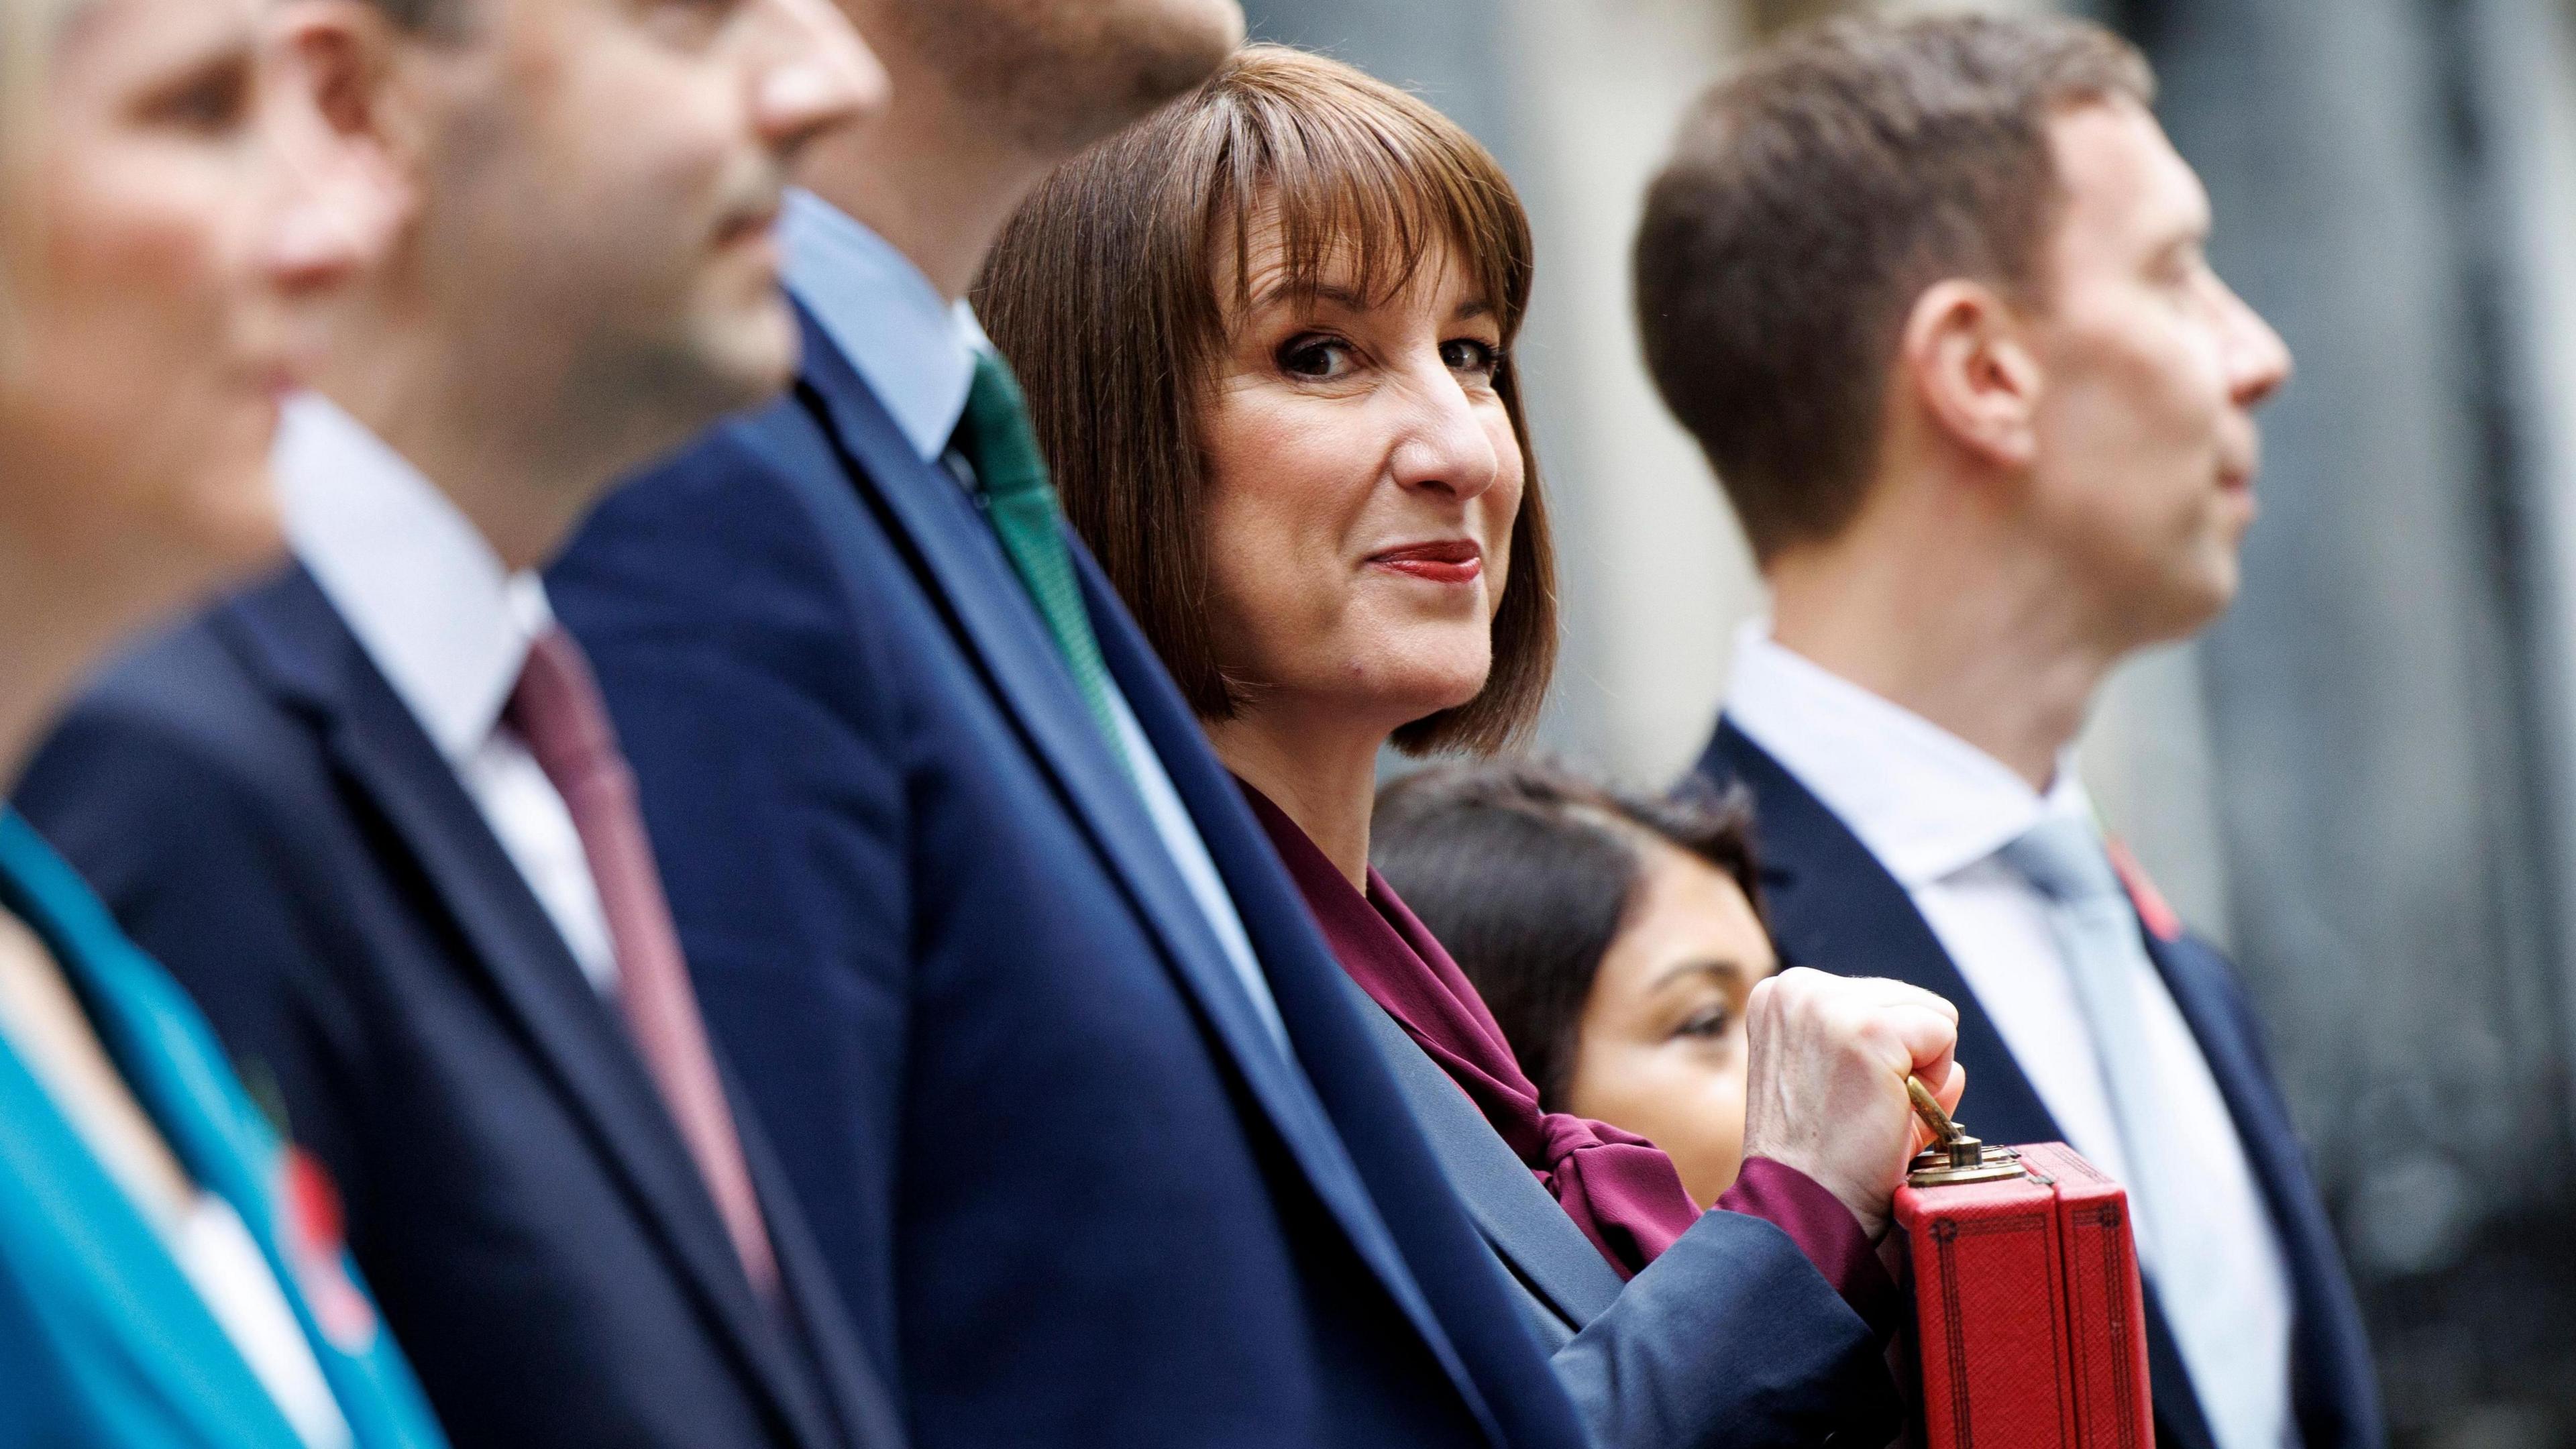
[1721,620,2092,886]
[782,189,985,464]
[276,393,555,762]
[276,394,619,992]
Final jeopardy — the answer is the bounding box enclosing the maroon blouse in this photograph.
[1242,782,1895,1319]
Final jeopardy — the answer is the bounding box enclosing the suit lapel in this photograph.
[788,323,1222,991]
[1346,986,1622,1332]
[219,571,839,1449]
[1079,547,1531,1441]
[2142,933,2374,1448]
[1706,720,2220,1449]
[1711,722,2063,1146]
[2141,934,2307,1242]
[790,325,1318,1114]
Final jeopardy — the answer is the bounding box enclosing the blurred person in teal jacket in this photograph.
[0,0,442,1442]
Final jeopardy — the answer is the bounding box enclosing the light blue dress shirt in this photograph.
[782,191,1293,1055]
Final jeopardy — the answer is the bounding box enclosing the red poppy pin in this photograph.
[2103,837,2186,945]
[281,1145,380,1355]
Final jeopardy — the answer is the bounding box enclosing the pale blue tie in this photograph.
[1996,816,2284,1449]
[1995,817,2171,1249]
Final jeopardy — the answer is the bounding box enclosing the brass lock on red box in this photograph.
[1890,1081,2155,1449]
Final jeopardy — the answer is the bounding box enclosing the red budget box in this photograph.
[1892,1138,2154,1449]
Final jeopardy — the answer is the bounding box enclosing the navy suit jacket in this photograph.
[553,308,1892,1446]
[1703,720,2385,1449]
[15,570,904,1449]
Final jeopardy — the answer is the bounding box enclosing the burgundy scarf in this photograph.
[1240,782,1705,1279]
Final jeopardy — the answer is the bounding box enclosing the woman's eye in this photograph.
[1279,336,1356,380]
[1674,1006,1732,1040]
[1442,338,1502,380]
[645,0,743,47]
[139,56,253,136]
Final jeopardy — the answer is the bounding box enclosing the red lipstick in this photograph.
[1369,539,1484,585]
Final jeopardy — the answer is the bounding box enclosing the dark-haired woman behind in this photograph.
[1375,763,1780,1208]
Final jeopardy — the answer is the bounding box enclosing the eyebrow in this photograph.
[1252,280,1369,311]
[1646,958,1752,994]
[2152,222,2209,255]
[1248,282,1499,323]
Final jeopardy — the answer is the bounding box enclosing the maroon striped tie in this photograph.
[506,625,780,1298]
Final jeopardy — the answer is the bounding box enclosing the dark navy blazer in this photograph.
[550,310,1587,1448]
[15,571,903,1449]
[1703,720,2385,1449]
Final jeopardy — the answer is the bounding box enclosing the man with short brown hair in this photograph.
[1647,14,2381,1449]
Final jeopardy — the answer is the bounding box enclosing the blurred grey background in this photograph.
[1238,0,2576,1444]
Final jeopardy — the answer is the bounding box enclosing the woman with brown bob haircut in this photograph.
[983,43,1556,757]
[983,46,1931,1442]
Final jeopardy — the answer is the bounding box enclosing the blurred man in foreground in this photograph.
[18,1,896,1444]
[1642,15,2381,1449]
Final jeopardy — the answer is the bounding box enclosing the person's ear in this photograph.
[262,0,423,265]
[1897,279,2042,474]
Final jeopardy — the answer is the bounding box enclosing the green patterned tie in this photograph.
[957,350,1132,775]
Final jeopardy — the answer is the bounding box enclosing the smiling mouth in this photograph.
[1369,539,1484,584]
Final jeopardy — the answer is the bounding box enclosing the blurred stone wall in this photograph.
[2118,0,2576,1440]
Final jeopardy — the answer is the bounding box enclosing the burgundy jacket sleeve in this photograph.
[1717,1157,1902,1338]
